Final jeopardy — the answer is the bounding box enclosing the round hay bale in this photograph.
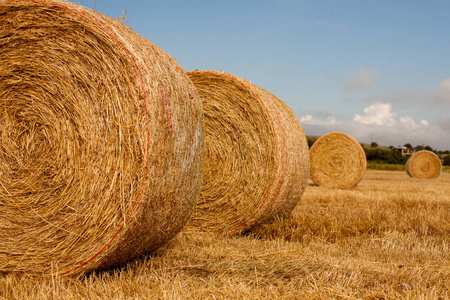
[309,132,366,189]
[186,70,309,235]
[406,150,441,179]
[0,0,204,276]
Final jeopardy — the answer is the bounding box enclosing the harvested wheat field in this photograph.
[1,170,448,299]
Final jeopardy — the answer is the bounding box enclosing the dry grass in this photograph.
[1,170,448,299]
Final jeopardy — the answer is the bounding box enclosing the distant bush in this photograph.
[414,145,437,153]
[364,148,408,165]
[443,155,450,166]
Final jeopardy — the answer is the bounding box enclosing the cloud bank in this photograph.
[300,102,450,150]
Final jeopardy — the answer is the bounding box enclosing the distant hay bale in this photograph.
[186,70,309,235]
[406,150,441,179]
[0,0,204,276]
[309,132,366,189]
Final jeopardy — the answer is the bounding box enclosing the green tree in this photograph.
[443,155,450,166]
[403,143,413,149]
[371,142,378,147]
[415,145,425,151]
[364,148,408,165]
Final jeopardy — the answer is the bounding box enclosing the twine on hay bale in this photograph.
[406,150,441,179]
[0,0,204,276]
[185,70,309,235]
[309,132,366,189]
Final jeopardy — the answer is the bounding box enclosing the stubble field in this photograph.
[1,170,449,299]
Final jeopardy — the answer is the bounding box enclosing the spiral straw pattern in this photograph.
[186,70,309,235]
[309,132,366,189]
[0,0,204,276]
[406,150,441,179]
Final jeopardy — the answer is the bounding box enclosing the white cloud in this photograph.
[398,116,429,130]
[300,114,313,122]
[300,113,336,125]
[353,102,396,127]
[344,69,379,92]
[435,78,450,105]
[420,120,430,126]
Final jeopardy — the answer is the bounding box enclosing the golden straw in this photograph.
[309,132,366,189]
[0,0,204,276]
[186,70,309,235]
[406,150,441,179]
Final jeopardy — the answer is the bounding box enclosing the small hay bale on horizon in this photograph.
[309,132,366,189]
[185,70,309,236]
[406,150,442,179]
[0,0,204,276]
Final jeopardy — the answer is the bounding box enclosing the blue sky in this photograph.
[75,0,450,150]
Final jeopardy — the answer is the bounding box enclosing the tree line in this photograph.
[307,138,450,166]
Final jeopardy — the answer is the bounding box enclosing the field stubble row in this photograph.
[1,170,449,299]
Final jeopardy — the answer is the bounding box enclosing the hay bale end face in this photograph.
[186,70,309,235]
[0,0,204,276]
[309,132,366,189]
[406,150,441,179]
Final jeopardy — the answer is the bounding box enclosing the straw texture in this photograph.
[406,150,441,179]
[0,0,204,276]
[309,132,366,189]
[186,70,309,235]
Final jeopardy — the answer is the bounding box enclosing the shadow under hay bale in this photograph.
[185,70,309,235]
[406,150,441,179]
[0,0,204,276]
[309,132,366,189]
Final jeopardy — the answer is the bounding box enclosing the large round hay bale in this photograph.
[406,150,441,179]
[186,70,309,235]
[309,132,366,189]
[0,0,204,276]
